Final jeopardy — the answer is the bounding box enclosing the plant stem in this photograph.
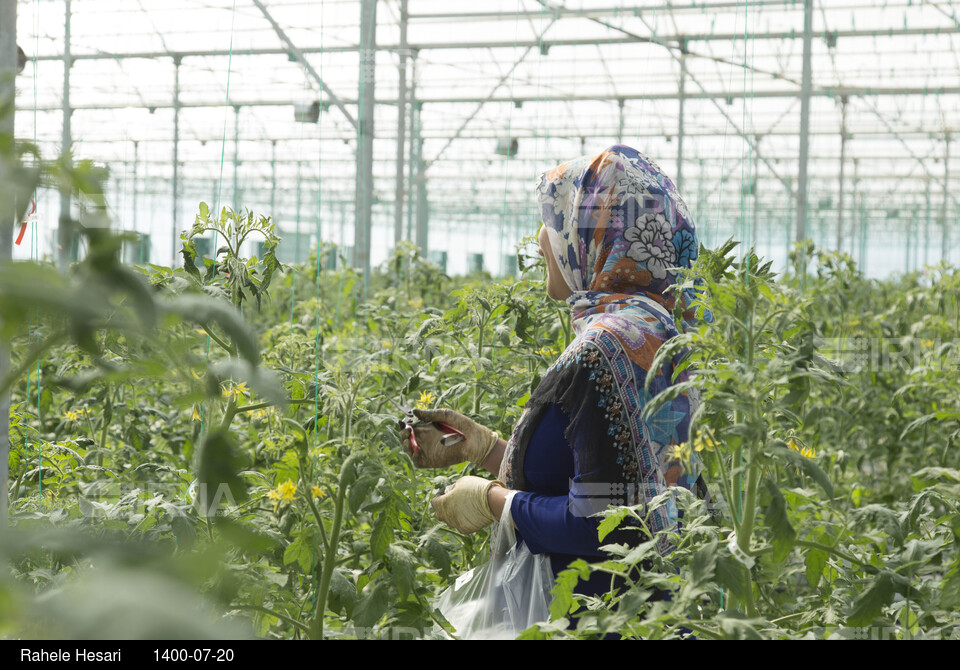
[220,398,238,431]
[230,604,310,633]
[97,392,110,467]
[310,475,346,640]
[473,317,485,414]
[202,325,232,354]
[795,539,875,572]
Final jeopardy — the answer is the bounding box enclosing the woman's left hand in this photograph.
[431,476,506,534]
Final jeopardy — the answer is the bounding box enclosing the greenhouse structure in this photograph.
[1,0,960,643]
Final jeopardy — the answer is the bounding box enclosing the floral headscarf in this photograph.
[536,144,700,332]
[500,145,706,549]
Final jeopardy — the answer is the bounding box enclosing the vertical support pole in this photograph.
[0,0,17,526]
[394,0,408,246]
[406,52,418,243]
[132,140,140,260]
[837,96,847,252]
[924,176,931,268]
[414,102,428,253]
[232,105,241,210]
[796,0,813,244]
[171,55,181,267]
[617,98,625,145]
[752,135,760,247]
[356,0,377,289]
[943,133,951,263]
[270,139,277,220]
[295,158,302,264]
[676,42,687,193]
[57,0,73,270]
[905,206,912,273]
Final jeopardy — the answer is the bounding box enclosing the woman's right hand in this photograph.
[400,408,500,469]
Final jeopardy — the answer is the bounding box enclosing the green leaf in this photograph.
[852,505,904,547]
[214,518,277,554]
[327,569,357,617]
[596,507,631,542]
[352,582,389,629]
[370,497,398,560]
[689,540,718,587]
[283,525,316,573]
[422,535,451,579]
[846,572,896,627]
[196,428,249,513]
[804,547,828,588]
[549,568,581,620]
[387,544,416,601]
[715,555,752,604]
[348,476,379,515]
[769,445,834,499]
[763,477,796,562]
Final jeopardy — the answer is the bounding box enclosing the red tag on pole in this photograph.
[15,200,36,246]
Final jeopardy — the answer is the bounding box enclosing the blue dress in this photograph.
[511,403,629,596]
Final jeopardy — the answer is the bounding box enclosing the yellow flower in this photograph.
[921,339,935,349]
[190,369,201,380]
[64,408,88,423]
[670,442,692,462]
[192,405,202,422]
[693,433,717,453]
[311,485,326,500]
[381,339,393,350]
[787,439,815,459]
[221,381,251,402]
[536,345,557,356]
[415,390,436,410]
[267,480,297,507]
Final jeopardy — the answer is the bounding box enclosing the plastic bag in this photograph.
[435,491,554,639]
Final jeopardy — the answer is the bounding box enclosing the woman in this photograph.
[402,144,707,597]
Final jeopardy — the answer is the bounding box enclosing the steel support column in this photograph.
[394,0,408,245]
[0,0,17,526]
[924,176,931,267]
[132,141,139,231]
[58,0,73,269]
[617,98,624,145]
[943,134,951,262]
[171,55,181,266]
[676,44,687,193]
[232,105,241,209]
[406,52,417,243]
[414,102,428,253]
[837,96,847,251]
[356,0,376,287]
[752,135,760,247]
[796,0,813,244]
[270,140,277,221]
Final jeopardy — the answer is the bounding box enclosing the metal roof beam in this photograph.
[18,84,960,114]
[250,0,357,130]
[27,23,960,62]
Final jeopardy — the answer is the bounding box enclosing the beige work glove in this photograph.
[431,476,505,534]
[400,408,500,469]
